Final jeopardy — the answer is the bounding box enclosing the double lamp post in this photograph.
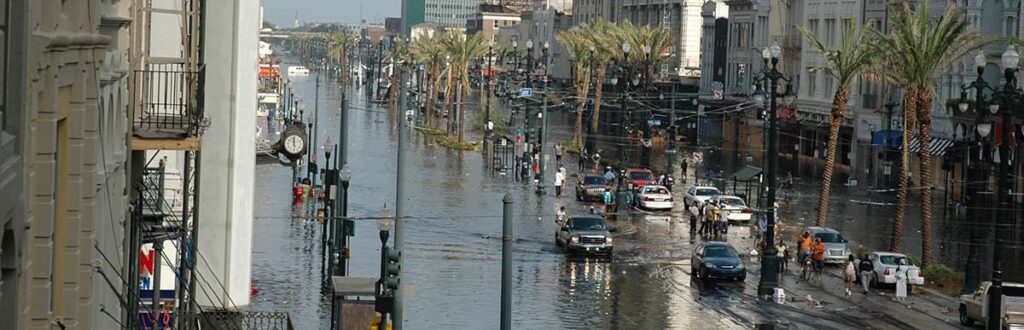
[958,45,1021,330]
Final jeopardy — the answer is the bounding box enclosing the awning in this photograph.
[906,137,956,156]
[731,165,763,181]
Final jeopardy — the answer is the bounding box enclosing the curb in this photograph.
[917,286,960,304]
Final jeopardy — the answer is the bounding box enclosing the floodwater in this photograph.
[248,60,978,329]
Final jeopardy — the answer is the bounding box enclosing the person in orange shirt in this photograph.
[811,237,826,275]
[797,232,812,264]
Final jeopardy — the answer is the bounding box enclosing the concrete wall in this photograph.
[197,0,260,308]
[17,0,131,328]
[0,0,27,327]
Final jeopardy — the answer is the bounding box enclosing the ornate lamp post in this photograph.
[375,206,393,328]
[486,38,495,138]
[338,163,352,276]
[536,41,550,195]
[958,51,996,296]
[753,41,795,298]
[614,41,633,217]
[991,45,1020,330]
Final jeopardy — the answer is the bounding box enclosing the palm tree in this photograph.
[871,2,991,265]
[556,26,593,146]
[621,23,674,89]
[386,38,412,107]
[327,29,357,88]
[585,19,622,149]
[443,32,488,142]
[411,34,445,128]
[798,19,876,227]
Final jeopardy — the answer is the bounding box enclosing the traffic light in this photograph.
[384,247,401,292]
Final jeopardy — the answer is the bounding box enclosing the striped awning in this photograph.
[906,137,956,156]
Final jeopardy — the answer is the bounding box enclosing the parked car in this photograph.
[710,195,753,222]
[625,168,657,190]
[555,215,613,256]
[634,185,673,210]
[575,174,609,202]
[806,227,850,264]
[960,281,1024,327]
[691,242,746,281]
[683,186,721,207]
[860,252,925,288]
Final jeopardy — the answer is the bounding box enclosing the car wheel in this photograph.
[738,274,746,282]
[959,305,973,326]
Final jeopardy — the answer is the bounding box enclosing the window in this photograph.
[825,76,834,96]
[808,70,817,96]
[825,19,836,46]
[808,19,819,38]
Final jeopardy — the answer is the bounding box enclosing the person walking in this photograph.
[555,143,563,163]
[603,166,616,182]
[777,241,788,274]
[554,168,565,197]
[710,201,722,237]
[844,255,857,296]
[894,259,909,301]
[555,206,567,225]
[688,203,699,237]
[514,156,522,181]
[681,159,688,182]
[603,187,614,215]
[592,151,602,171]
[578,148,587,171]
[858,255,874,294]
[699,201,712,236]
[798,231,812,265]
[811,237,826,281]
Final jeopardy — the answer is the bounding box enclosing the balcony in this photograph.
[131,63,203,150]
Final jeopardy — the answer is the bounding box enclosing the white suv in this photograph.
[683,186,720,207]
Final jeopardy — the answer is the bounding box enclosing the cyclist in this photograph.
[797,231,812,264]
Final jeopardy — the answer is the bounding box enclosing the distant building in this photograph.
[363,25,388,43]
[466,4,522,40]
[403,0,488,32]
[386,17,402,36]
[699,1,728,97]
[411,22,441,41]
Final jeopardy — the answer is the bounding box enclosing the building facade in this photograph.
[426,0,488,28]
[466,4,523,40]
[10,0,133,328]
[723,0,770,96]
[699,0,729,96]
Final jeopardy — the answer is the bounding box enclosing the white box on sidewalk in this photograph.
[773,288,785,304]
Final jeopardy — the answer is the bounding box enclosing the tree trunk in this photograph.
[917,88,934,268]
[891,88,918,252]
[816,85,849,227]
[590,64,608,137]
[444,68,455,137]
[573,65,589,146]
[459,80,467,143]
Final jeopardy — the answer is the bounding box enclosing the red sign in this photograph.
[140,249,155,275]
[259,65,280,78]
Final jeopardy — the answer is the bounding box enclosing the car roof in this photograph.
[692,186,719,189]
[627,168,652,172]
[716,195,743,200]
[700,241,734,248]
[871,252,906,257]
[807,226,839,234]
[583,174,605,178]
[569,215,605,221]
[641,185,667,189]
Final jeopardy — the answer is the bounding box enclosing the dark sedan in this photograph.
[575,174,609,202]
[691,242,746,282]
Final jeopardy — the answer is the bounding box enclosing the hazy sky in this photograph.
[262,0,401,27]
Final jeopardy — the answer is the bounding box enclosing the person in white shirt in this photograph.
[554,169,565,197]
[688,204,700,236]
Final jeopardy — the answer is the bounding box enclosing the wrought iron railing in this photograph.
[131,63,202,138]
[178,311,295,330]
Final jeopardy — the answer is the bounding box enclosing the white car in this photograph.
[865,252,925,287]
[683,186,721,207]
[636,185,673,210]
[711,195,753,222]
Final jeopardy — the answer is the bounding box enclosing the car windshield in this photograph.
[878,255,909,265]
[1005,286,1024,297]
[644,187,669,194]
[720,197,745,207]
[703,246,740,258]
[697,188,720,196]
[570,218,607,230]
[630,171,653,180]
[815,232,847,243]
[584,176,607,185]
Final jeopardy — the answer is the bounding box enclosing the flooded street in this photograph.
[247,62,968,329]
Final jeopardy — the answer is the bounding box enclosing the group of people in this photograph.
[792,231,911,299]
[687,200,729,237]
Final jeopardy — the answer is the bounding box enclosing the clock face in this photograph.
[284,134,304,154]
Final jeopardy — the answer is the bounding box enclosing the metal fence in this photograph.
[177,311,294,330]
[132,63,201,137]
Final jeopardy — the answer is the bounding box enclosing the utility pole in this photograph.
[500,193,514,330]
[755,42,791,298]
[393,59,408,330]
[536,42,549,195]
[667,83,676,176]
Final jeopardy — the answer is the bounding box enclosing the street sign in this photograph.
[647,120,661,126]
[519,88,533,97]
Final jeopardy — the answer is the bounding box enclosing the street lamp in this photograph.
[337,163,351,276]
[988,45,1021,330]
[958,50,996,299]
[754,41,795,298]
[486,38,495,138]
[375,205,393,327]
[536,42,550,195]
[308,114,315,181]
[614,41,633,218]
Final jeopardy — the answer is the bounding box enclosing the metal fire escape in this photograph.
[127,0,206,328]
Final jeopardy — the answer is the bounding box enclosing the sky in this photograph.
[261,0,401,27]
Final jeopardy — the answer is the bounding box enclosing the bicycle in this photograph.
[801,258,813,281]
